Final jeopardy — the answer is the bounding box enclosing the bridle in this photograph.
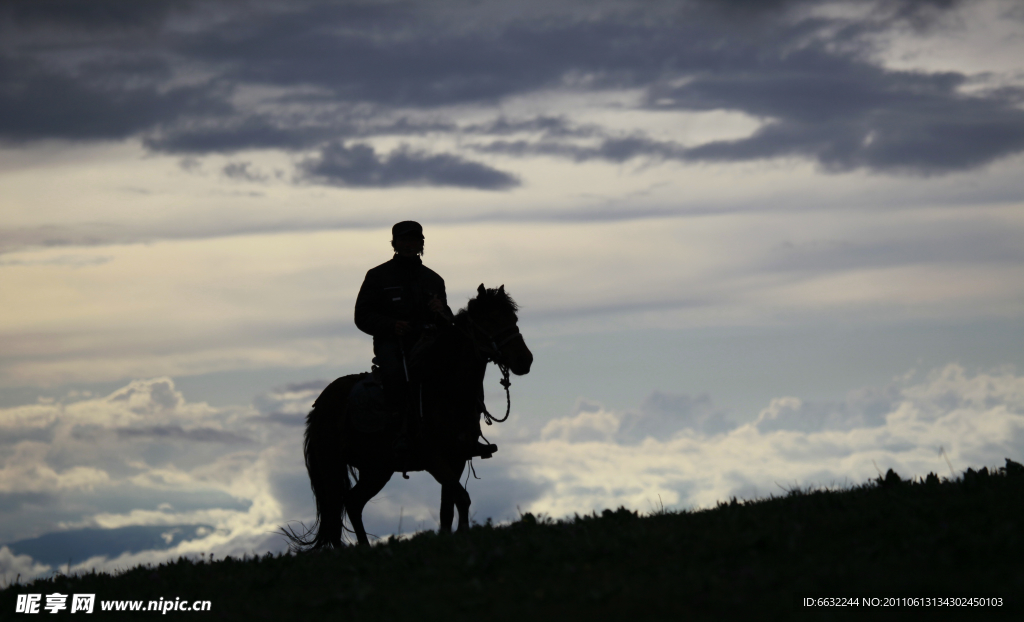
[462,315,521,425]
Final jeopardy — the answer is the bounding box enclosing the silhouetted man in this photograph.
[354,221,452,457]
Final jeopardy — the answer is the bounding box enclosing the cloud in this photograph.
[0,378,284,542]
[261,413,306,427]
[540,392,735,444]
[2,364,1023,581]
[478,64,1024,175]
[251,381,325,421]
[472,134,688,163]
[621,391,736,439]
[540,400,621,443]
[144,116,326,154]
[0,492,54,513]
[462,115,600,138]
[115,425,253,444]
[279,380,329,393]
[0,255,113,268]
[511,364,1024,518]
[296,142,519,189]
[0,53,226,144]
[222,161,269,182]
[760,221,1024,275]
[0,0,185,31]
[0,546,51,585]
[2,0,1020,178]
[5,524,213,568]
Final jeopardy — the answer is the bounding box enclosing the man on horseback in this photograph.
[354,221,492,461]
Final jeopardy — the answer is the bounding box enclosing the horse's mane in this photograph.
[455,285,518,320]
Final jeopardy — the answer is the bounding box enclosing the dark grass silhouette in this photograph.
[3,459,1021,620]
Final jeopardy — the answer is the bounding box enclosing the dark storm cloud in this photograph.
[479,48,1024,174]
[145,115,460,154]
[0,0,187,30]
[144,116,322,154]
[0,492,55,513]
[473,135,686,163]
[0,54,227,143]
[179,4,648,108]
[297,141,519,189]
[651,53,1024,174]
[2,0,1022,178]
[223,161,269,182]
[462,116,600,138]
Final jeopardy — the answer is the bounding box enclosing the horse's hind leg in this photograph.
[347,467,393,545]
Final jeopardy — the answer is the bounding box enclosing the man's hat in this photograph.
[392,221,424,239]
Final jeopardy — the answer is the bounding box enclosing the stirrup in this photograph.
[465,441,498,460]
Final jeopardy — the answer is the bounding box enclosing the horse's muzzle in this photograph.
[509,346,533,375]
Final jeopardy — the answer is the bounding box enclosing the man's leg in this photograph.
[373,340,413,459]
[373,340,405,406]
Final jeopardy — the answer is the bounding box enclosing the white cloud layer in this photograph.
[512,364,1024,518]
[2,364,1022,583]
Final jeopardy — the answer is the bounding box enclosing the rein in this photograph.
[462,316,518,425]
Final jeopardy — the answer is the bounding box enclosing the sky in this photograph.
[1,0,1023,582]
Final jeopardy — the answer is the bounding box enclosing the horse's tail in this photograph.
[282,376,359,550]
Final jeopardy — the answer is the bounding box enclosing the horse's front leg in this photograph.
[439,460,469,533]
[440,482,456,533]
[427,458,470,534]
[441,481,471,534]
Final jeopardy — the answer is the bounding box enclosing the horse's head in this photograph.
[461,283,533,375]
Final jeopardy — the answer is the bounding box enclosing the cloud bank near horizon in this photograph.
[2,363,1022,583]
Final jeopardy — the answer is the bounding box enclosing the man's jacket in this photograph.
[354,255,451,341]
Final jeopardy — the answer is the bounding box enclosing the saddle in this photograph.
[345,373,402,437]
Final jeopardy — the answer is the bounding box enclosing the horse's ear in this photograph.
[498,284,505,294]
[477,284,486,296]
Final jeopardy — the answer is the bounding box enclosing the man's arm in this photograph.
[427,277,454,321]
[354,270,399,337]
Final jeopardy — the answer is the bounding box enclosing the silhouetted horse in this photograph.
[286,285,532,548]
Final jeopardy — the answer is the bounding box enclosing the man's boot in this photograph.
[468,440,498,459]
[457,430,497,459]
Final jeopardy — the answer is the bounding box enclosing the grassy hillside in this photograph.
[3,460,1022,620]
